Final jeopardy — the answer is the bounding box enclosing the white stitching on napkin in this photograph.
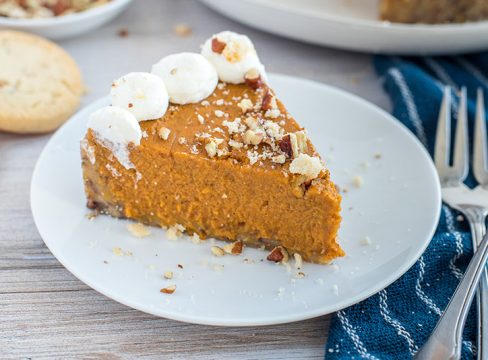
[415,255,443,317]
[444,206,465,281]
[379,290,418,355]
[337,310,379,360]
[454,57,488,89]
[424,58,459,92]
[388,69,428,147]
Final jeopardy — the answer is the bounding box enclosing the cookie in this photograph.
[0,30,84,134]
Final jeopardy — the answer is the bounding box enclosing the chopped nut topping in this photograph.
[289,133,299,158]
[265,109,281,119]
[223,118,244,134]
[197,114,205,124]
[243,129,264,145]
[352,175,364,188]
[244,116,258,130]
[215,99,224,106]
[166,224,185,240]
[267,246,289,263]
[237,98,254,113]
[272,154,286,164]
[279,135,293,158]
[173,23,192,37]
[178,137,187,145]
[295,131,308,154]
[112,247,132,256]
[127,223,151,238]
[205,141,218,158]
[163,271,174,279]
[261,91,275,111]
[158,127,171,140]
[118,28,129,37]
[263,120,283,140]
[214,110,225,118]
[201,100,210,106]
[160,285,176,294]
[223,240,243,255]
[229,139,243,149]
[211,37,227,53]
[211,246,225,257]
[294,253,303,269]
[244,68,263,89]
[361,236,372,246]
[289,154,323,180]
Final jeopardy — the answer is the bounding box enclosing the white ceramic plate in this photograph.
[31,74,441,326]
[0,0,132,40]
[201,0,488,55]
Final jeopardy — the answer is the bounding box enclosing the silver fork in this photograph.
[415,87,488,360]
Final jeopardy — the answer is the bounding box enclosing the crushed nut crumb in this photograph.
[211,246,225,257]
[237,98,253,113]
[267,246,289,263]
[166,224,185,240]
[160,285,176,294]
[294,253,303,269]
[352,175,364,188]
[127,223,151,238]
[163,271,173,279]
[205,141,218,158]
[289,154,323,179]
[173,23,192,37]
[158,127,171,140]
[223,240,243,255]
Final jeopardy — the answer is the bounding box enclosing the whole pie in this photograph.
[81,31,343,264]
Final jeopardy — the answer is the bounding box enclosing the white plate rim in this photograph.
[30,73,441,326]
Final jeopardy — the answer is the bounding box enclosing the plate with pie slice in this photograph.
[200,0,488,55]
[31,73,440,326]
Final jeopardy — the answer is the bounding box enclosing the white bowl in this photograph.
[0,0,133,40]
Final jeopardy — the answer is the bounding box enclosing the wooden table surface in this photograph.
[0,1,389,358]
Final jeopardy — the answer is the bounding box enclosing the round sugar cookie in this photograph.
[0,31,84,134]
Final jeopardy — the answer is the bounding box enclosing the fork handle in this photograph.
[414,231,488,360]
[464,208,488,360]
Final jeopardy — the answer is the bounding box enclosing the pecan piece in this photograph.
[278,135,293,158]
[50,0,67,16]
[211,37,226,54]
[267,246,289,263]
[244,68,263,89]
[261,91,274,111]
[223,240,243,255]
[160,285,176,294]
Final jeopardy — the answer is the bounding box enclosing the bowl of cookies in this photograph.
[0,0,133,39]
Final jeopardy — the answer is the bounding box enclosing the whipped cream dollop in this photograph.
[87,106,142,169]
[201,31,266,84]
[151,52,218,105]
[110,72,169,121]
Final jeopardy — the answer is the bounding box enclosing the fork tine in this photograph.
[452,87,469,182]
[473,88,488,187]
[434,87,452,177]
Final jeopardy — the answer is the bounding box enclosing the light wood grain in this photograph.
[0,0,389,358]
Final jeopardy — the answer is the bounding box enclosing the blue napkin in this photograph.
[325,54,488,360]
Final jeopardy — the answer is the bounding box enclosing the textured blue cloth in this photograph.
[325,54,488,360]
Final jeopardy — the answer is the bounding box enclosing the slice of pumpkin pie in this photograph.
[81,31,343,264]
